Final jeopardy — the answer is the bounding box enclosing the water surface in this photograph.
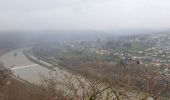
[0,49,51,84]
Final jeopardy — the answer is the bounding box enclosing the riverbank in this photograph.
[27,49,151,100]
[23,50,56,71]
[0,48,157,99]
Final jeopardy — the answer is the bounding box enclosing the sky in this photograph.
[0,0,170,31]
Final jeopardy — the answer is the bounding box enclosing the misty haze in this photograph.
[0,0,170,100]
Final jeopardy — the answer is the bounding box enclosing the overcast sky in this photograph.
[0,0,170,31]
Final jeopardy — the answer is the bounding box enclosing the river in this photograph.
[0,49,52,84]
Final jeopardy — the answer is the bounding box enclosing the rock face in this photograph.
[146,97,154,100]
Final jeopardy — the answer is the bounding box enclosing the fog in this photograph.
[0,0,170,31]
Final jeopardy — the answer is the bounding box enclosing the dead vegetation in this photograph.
[0,61,169,100]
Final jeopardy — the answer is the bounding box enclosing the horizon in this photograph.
[1,0,170,32]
